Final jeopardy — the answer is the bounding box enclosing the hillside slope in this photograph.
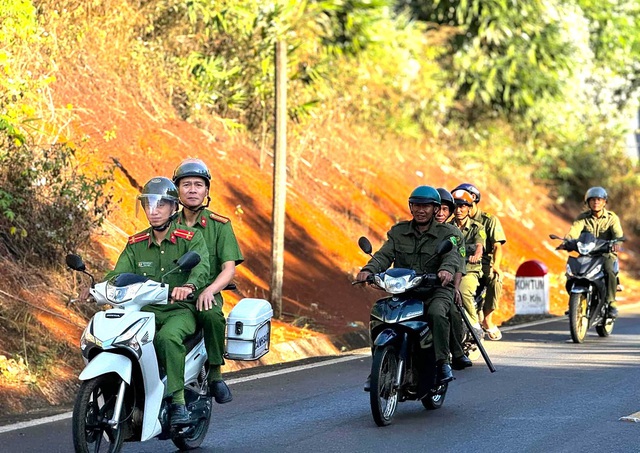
[1,9,640,419]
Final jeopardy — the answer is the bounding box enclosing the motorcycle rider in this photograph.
[173,158,244,404]
[436,188,472,370]
[453,183,506,340]
[356,186,465,385]
[565,186,623,317]
[103,177,210,426]
[450,189,486,336]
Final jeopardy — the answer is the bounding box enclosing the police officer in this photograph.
[565,186,623,317]
[453,183,506,340]
[104,177,210,426]
[450,189,486,333]
[356,186,464,385]
[173,158,244,403]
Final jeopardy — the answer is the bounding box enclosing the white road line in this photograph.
[2,305,638,434]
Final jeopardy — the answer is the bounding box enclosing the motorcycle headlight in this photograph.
[380,274,423,294]
[106,282,144,304]
[577,241,595,255]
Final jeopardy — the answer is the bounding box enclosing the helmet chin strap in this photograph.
[181,196,211,213]
[151,211,179,231]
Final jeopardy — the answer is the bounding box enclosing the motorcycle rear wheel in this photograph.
[569,293,589,343]
[72,374,124,453]
[421,383,448,410]
[370,345,399,427]
[172,397,212,450]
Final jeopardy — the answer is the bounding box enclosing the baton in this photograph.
[456,303,496,373]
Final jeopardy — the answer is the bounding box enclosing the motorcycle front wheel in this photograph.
[569,292,589,343]
[370,345,399,427]
[72,374,124,453]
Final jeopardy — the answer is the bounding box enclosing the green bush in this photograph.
[0,135,114,265]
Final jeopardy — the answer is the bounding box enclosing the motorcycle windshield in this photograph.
[109,273,149,286]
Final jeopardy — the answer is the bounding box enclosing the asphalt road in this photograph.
[2,306,640,453]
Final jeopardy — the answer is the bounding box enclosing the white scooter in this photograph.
[66,251,272,452]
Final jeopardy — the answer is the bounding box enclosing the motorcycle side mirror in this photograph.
[358,236,373,255]
[66,254,86,272]
[549,234,562,240]
[436,239,454,255]
[176,251,201,272]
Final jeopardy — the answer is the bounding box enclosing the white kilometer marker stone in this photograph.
[619,411,640,422]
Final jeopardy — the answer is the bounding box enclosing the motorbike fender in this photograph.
[373,328,400,348]
[569,283,591,295]
[79,352,132,384]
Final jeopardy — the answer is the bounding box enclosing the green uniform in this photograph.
[105,223,210,396]
[567,209,623,304]
[363,219,464,363]
[177,209,244,367]
[451,217,486,324]
[470,209,506,312]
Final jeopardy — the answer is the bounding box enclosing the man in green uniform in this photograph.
[173,158,244,404]
[356,186,465,385]
[450,189,486,333]
[435,188,472,371]
[103,177,210,426]
[454,183,506,341]
[565,186,623,317]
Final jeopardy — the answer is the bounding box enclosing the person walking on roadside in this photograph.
[173,158,244,404]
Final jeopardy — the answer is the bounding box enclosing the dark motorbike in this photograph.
[549,231,625,343]
[354,237,454,427]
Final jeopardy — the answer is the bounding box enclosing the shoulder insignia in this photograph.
[209,212,230,224]
[174,229,195,241]
[128,232,150,245]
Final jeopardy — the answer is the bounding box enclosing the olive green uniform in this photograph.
[567,209,623,304]
[470,209,506,313]
[450,217,486,324]
[362,219,464,363]
[105,223,210,396]
[177,209,244,367]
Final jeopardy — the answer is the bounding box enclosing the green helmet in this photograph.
[409,186,441,205]
[173,158,212,187]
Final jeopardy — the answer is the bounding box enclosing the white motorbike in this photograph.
[66,251,271,452]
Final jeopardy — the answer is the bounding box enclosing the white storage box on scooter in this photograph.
[225,298,273,360]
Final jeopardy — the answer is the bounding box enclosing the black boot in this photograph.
[170,403,190,426]
[209,380,233,404]
[451,355,473,370]
[436,363,454,384]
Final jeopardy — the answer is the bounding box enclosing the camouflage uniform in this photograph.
[105,223,210,395]
[566,209,623,304]
[470,209,506,313]
[362,219,464,363]
[177,209,244,367]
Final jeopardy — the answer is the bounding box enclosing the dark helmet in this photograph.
[436,188,455,212]
[137,177,179,230]
[451,189,474,207]
[584,186,608,203]
[453,183,481,204]
[172,158,212,187]
[409,186,441,205]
